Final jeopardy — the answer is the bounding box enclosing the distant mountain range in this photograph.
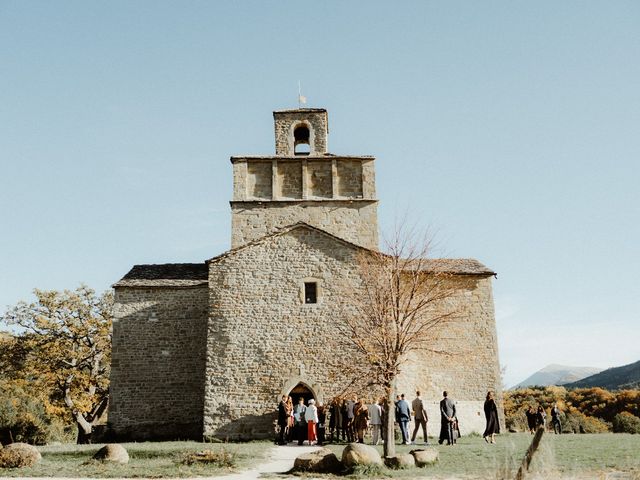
[511,364,602,389]
[563,360,640,390]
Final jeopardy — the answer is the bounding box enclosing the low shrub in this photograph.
[181,449,236,468]
[0,383,50,445]
[506,411,529,432]
[612,412,640,434]
[563,407,610,433]
[0,379,77,445]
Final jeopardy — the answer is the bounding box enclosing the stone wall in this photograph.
[336,160,363,198]
[230,200,379,249]
[204,227,364,440]
[246,161,272,199]
[306,160,332,198]
[232,157,375,202]
[276,161,302,199]
[203,225,501,439]
[395,276,503,434]
[109,286,208,440]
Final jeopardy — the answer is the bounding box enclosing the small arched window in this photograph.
[294,125,311,155]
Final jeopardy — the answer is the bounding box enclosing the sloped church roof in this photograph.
[114,223,495,287]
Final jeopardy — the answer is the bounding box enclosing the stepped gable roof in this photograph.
[113,263,208,287]
[207,222,496,277]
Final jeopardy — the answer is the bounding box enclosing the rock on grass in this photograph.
[294,447,342,473]
[92,444,129,464]
[384,453,415,469]
[0,443,42,468]
[410,447,439,467]
[341,443,383,469]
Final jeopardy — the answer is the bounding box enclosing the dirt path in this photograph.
[220,445,320,479]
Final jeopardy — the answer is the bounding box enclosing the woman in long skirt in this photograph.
[306,399,319,445]
[482,391,500,444]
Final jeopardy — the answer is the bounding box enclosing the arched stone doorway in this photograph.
[279,375,324,405]
[289,383,315,405]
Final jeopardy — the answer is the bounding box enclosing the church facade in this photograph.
[109,108,502,440]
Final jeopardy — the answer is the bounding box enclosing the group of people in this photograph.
[277,389,502,447]
[276,394,374,446]
[525,403,562,434]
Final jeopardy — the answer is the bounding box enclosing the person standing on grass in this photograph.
[286,396,294,441]
[551,403,562,434]
[341,398,350,441]
[317,402,327,445]
[328,398,338,442]
[411,390,429,445]
[277,395,289,445]
[536,405,547,430]
[294,397,307,445]
[354,398,370,443]
[346,395,357,442]
[306,399,319,445]
[368,398,383,445]
[482,391,500,444]
[439,391,457,445]
[396,393,412,445]
[525,406,537,434]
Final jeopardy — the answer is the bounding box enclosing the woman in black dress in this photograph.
[482,391,500,444]
[525,406,537,434]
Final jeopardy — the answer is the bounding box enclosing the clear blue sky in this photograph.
[1,1,639,387]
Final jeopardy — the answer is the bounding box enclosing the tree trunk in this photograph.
[76,420,93,444]
[515,426,545,480]
[74,409,94,444]
[383,386,396,458]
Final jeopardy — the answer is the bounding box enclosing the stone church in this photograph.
[109,108,502,440]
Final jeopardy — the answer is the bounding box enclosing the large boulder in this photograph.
[410,448,439,467]
[384,453,415,469]
[92,444,129,464]
[293,447,342,473]
[341,443,383,469]
[0,442,42,468]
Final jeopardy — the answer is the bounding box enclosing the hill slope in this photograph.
[563,359,640,390]
[512,364,602,389]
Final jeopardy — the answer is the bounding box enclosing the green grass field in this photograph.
[0,441,271,478]
[1,434,639,478]
[323,433,640,479]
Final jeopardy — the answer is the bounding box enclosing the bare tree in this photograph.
[338,223,461,457]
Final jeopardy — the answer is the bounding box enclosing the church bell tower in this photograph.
[230,108,379,249]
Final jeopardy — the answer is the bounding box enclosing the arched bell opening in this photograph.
[294,124,311,155]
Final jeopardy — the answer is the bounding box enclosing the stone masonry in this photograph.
[109,106,502,441]
[109,281,208,440]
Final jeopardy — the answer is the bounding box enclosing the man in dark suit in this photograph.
[411,390,429,444]
[439,391,457,445]
[277,395,289,445]
[396,393,411,444]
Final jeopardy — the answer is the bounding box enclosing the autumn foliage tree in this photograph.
[338,225,459,457]
[0,286,112,443]
[503,386,640,434]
